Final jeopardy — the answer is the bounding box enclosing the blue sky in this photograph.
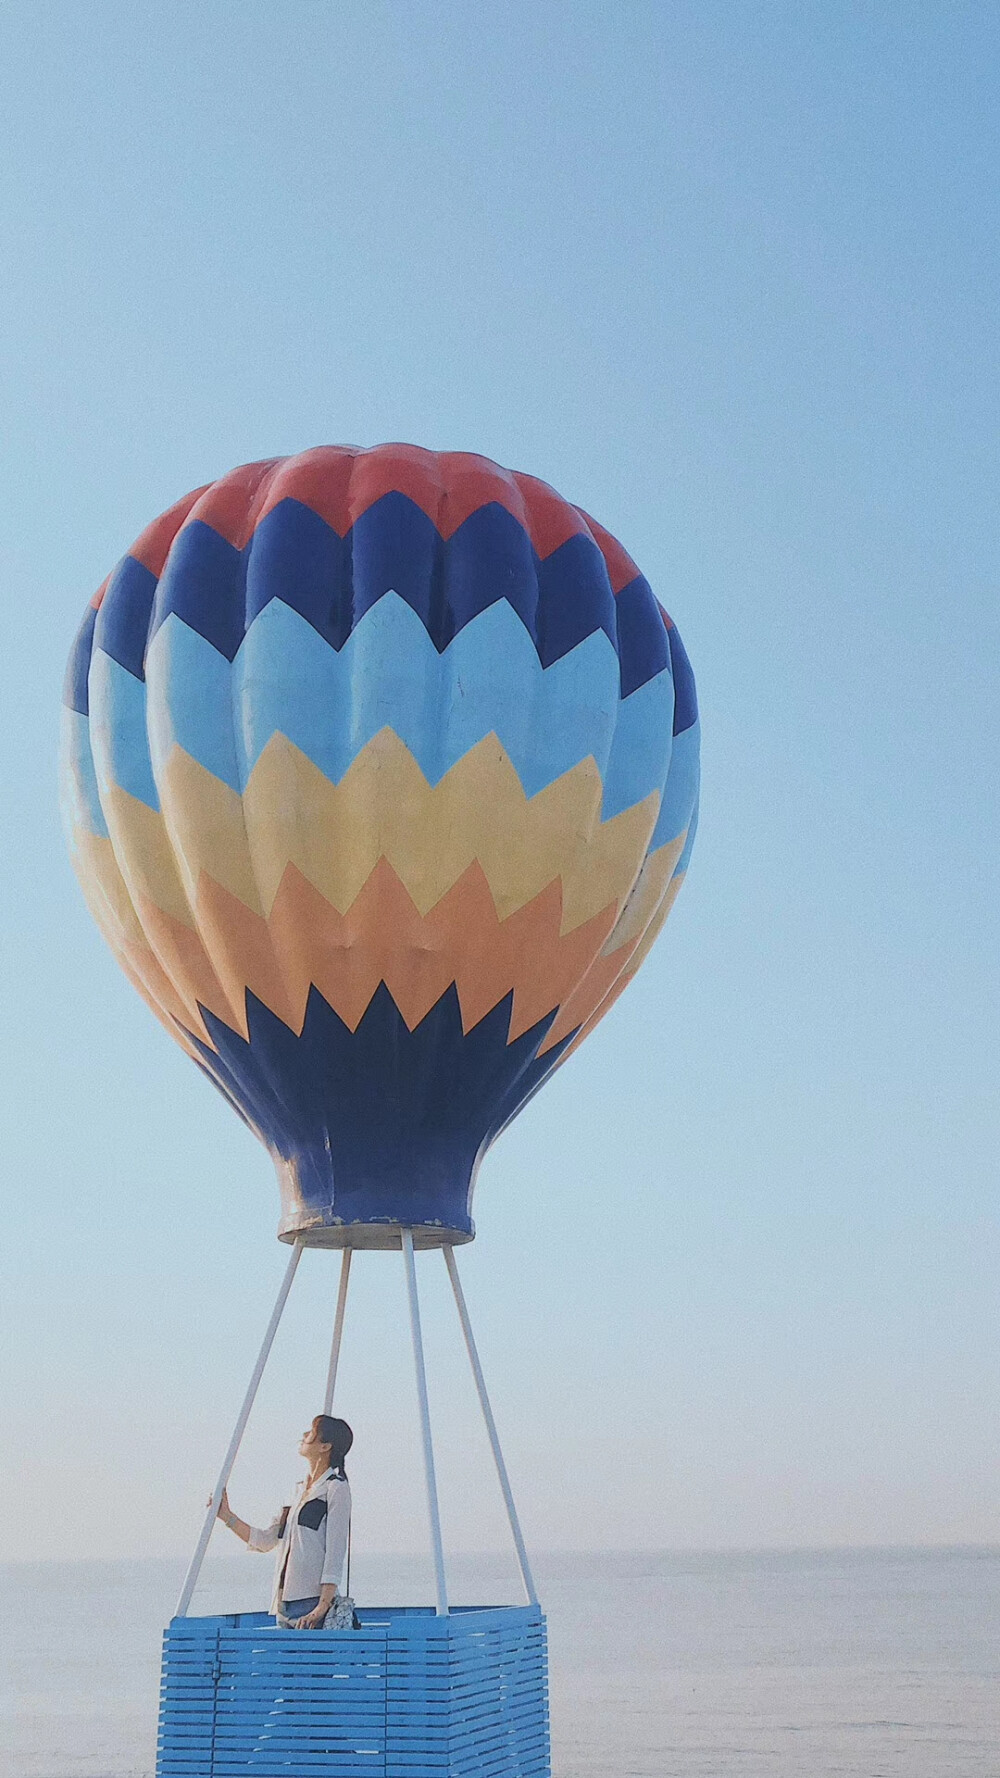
[1,3,997,1578]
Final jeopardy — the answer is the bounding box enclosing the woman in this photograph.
[217,1414,353,1628]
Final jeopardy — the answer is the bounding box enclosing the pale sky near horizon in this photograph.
[1,4,997,1586]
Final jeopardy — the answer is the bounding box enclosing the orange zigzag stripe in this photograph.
[69,808,688,1067]
[135,857,625,1045]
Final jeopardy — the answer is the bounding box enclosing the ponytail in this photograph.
[313,1413,353,1479]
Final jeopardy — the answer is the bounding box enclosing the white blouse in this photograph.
[247,1467,351,1613]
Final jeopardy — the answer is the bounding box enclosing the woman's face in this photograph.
[299,1424,332,1464]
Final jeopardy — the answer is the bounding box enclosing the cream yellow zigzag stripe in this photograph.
[65,823,214,1058]
[100,784,204,927]
[117,729,661,936]
[599,834,687,956]
[67,825,148,955]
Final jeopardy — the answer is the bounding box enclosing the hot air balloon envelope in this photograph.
[61,447,699,1246]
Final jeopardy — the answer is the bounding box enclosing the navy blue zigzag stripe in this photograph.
[184,981,579,1238]
[64,492,686,714]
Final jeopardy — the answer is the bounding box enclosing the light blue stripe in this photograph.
[233,593,672,806]
[233,593,628,795]
[145,614,243,791]
[672,792,699,875]
[651,720,700,848]
[59,707,109,837]
[434,601,622,796]
[233,593,441,790]
[88,650,160,810]
[108,592,680,822]
[600,669,674,818]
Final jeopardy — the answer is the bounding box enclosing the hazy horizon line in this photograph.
[4,1541,998,1570]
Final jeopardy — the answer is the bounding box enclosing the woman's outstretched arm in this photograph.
[215,1486,284,1549]
[215,1487,252,1544]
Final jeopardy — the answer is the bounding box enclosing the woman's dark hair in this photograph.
[313,1414,353,1478]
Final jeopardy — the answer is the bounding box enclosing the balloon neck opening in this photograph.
[273,1144,478,1250]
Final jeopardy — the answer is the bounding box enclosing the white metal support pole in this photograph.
[443,1244,538,1606]
[401,1229,449,1616]
[323,1248,353,1413]
[174,1239,304,1618]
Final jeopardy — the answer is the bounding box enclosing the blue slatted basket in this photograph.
[157,1604,550,1778]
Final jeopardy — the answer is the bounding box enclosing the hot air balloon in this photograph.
[60,445,699,1778]
[61,445,699,1244]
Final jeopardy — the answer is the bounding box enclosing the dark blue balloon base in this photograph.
[185,980,577,1247]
